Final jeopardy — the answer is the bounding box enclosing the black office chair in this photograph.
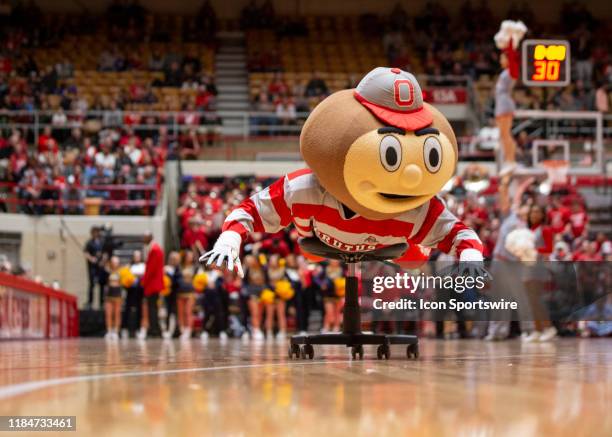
[289,237,419,360]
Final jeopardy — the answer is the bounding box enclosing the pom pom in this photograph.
[118,266,136,288]
[495,20,528,49]
[192,272,208,292]
[505,228,537,262]
[494,31,510,49]
[275,279,294,301]
[260,288,275,305]
[161,274,172,296]
[333,277,346,297]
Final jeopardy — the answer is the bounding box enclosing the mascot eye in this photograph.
[423,137,442,173]
[379,135,402,172]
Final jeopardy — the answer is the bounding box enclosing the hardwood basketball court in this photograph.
[0,338,610,436]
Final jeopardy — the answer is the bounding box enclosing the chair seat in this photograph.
[298,237,407,263]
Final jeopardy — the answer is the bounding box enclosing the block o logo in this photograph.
[393,79,415,107]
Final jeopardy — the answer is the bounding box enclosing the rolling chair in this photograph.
[289,237,419,360]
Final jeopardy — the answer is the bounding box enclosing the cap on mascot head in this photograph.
[300,67,458,220]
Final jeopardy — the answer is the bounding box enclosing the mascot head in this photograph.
[300,67,458,220]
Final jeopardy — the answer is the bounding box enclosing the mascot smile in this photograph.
[201,67,484,276]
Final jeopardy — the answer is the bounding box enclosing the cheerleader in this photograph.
[493,20,527,176]
[177,250,197,340]
[242,255,267,341]
[104,256,123,340]
[265,254,287,340]
[320,260,344,333]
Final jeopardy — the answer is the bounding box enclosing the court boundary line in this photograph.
[0,360,353,400]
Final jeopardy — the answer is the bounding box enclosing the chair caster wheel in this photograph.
[351,345,364,360]
[407,343,419,360]
[288,343,300,359]
[300,344,314,359]
[377,344,390,360]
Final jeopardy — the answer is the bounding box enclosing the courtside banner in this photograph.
[0,272,78,339]
[360,261,611,322]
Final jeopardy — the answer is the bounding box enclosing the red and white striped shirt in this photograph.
[223,169,483,258]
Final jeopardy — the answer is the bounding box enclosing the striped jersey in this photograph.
[223,169,483,258]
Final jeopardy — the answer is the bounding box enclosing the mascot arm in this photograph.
[416,197,484,262]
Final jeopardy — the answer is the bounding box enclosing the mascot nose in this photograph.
[399,164,422,189]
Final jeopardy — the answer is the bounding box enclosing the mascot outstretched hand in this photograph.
[201,67,485,277]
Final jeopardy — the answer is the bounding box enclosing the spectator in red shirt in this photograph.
[37,126,55,153]
[547,196,571,234]
[568,200,588,238]
[181,216,209,254]
[267,72,288,97]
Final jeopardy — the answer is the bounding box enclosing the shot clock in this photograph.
[522,39,571,86]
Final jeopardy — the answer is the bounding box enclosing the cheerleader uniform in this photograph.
[106,271,123,301]
[178,266,195,297]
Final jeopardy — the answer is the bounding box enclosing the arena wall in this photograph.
[0,214,165,307]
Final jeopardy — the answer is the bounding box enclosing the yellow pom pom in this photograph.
[119,266,136,288]
[192,272,208,293]
[275,279,294,301]
[260,288,275,305]
[258,254,267,266]
[334,277,346,297]
[161,274,172,296]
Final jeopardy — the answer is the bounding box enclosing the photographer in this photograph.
[83,226,103,309]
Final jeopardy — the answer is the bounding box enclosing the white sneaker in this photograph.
[180,329,192,340]
[522,331,541,343]
[136,328,147,340]
[104,331,113,340]
[539,327,558,342]
[219,331,228,343]
[275,330,286,341]
[162,331,172,340]
[200,331,209,342]
[252,329,264,341]
[298,331,308,336]
[120,329,129,340]
[241,331,250,343]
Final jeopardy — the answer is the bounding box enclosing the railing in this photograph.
[0,183,160,216]
[0,271,78,338]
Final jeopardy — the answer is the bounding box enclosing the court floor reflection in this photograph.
[0,338,610,436]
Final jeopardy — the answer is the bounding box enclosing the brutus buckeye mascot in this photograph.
[201,67,487,279]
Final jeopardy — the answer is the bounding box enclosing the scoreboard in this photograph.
[521,39,571,86]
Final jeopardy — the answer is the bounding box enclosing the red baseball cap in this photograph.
[354,67,432,131]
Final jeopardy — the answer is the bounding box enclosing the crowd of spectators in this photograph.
[0,126,169,214]
[250,72,335,134]
[0,0,219,117]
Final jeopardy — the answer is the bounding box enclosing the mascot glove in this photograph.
[440,249,492,285]
[199,230,244,278]
[459,248,484,262]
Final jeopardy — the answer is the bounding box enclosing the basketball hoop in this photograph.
[541,159,569,185]
[539,160,569,194]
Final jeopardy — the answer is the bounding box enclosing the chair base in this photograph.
[289,333,419,360]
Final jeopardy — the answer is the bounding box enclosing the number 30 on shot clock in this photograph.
[522,39,571,86]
